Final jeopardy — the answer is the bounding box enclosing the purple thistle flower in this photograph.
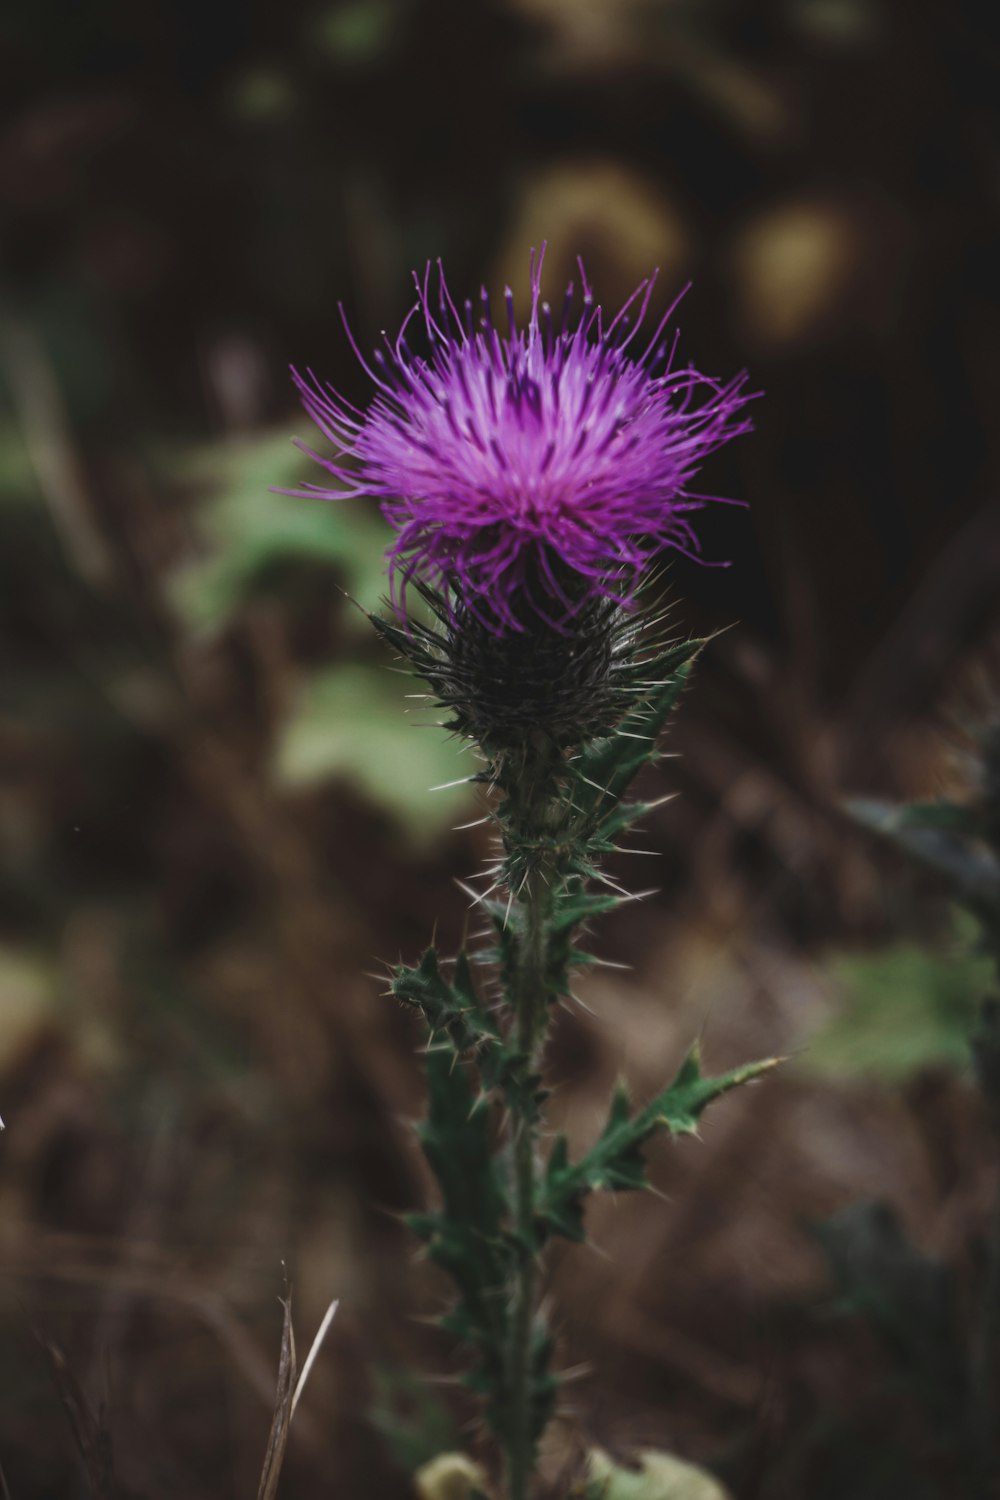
[287,247,755,633]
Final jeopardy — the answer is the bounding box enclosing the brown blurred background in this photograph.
[3,1,1000,1496]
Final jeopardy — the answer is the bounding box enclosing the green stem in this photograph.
[504,860,552,1500]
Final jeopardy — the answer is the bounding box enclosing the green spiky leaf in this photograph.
[391,947,542,1116]
[548,891,624,934]
[391,947,500,1056]
[584,798,662,854]
[411,1047,555,1454]
[570,639,704,820]
[539,1046,779,1242]
[411,1049,514,1408]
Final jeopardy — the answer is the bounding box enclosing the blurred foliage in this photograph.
[0,418,36,500]
[801,710,1000,1499]
[274,663,474,840]
[167,431,474,840]
[816,1202,970,1430]
[807,912,989,1081]
[166,433,390,633]
[847,798,1000,935]
[370,1368,463,1479]
[309,0,416,65]
[0,946,56,1065]
[808,1200,989,1499]
[585,1447,732,1500]
[823,758,1000,1081]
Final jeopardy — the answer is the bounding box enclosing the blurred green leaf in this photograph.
[806,916,990,1080]
[309,0,407,66]
[0,946,57,1066]
[891,801,983,835]
[273,663,475,841]
[227,68,295,123]
[790,0,881,46]
[167,432,390,634]
[369,1368,460,1478]
[0,419,39,504]
[845,796,1000,914]
[814,1202,971,1442]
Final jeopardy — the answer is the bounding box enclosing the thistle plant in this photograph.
[286,249,775,1498]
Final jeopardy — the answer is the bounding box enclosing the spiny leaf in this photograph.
[391,948,500,1056]
[548,891,624,934]
[539,1046,780,1243]
[417,1051,507,1247]
[584,798,660,852]
[647,1046,781,1134]
[482,902,522,993]
[570,639,704,819]
[413,1049,513,1395]
[412,1055,553,1453]
[391,947,541,1116]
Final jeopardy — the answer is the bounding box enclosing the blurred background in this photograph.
[3,1,1000,1495]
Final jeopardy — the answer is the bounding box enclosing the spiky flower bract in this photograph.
[288,247,754,633]
[372,578,681,754]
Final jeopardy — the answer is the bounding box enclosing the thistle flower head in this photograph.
[288,247,754,633]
